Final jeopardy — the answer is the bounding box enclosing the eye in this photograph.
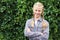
[35,10,37,11]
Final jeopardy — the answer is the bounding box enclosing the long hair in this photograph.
[31,2,47,31]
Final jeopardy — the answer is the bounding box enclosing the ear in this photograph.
[32,7,34,13]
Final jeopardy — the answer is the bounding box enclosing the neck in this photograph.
[34,16,41,21]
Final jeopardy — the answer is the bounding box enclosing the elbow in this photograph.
[24,31,28,37]
[42,33,49,39]
[24,31,30,37]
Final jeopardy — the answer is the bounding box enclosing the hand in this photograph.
[36,32,44,36]
[40,33,43,36]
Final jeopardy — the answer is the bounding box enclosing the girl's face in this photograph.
[33,5,43,18]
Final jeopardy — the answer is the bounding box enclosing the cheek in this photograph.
[38,11,43,14]
[33,10,36,13]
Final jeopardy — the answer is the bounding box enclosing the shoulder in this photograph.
[26,18,33,23]
[43,19,49,25]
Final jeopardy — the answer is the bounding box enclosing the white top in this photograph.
[35,20,38,27]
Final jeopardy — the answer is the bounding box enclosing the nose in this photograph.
[36,11,40,14]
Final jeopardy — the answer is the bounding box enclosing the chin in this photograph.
[36,16,40,18]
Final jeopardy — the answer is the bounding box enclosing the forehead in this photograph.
[33,6,43,10]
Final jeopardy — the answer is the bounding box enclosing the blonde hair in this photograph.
[33,2,44,19]
[33,2,44,9]
[31,2,47,31]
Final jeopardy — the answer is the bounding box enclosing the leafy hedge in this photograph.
[0,0,60,40]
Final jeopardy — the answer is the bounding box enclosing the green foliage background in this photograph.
[0,0,60,40]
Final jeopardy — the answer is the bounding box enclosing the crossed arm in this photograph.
[24,20,49,39]
[24,26,43,38]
